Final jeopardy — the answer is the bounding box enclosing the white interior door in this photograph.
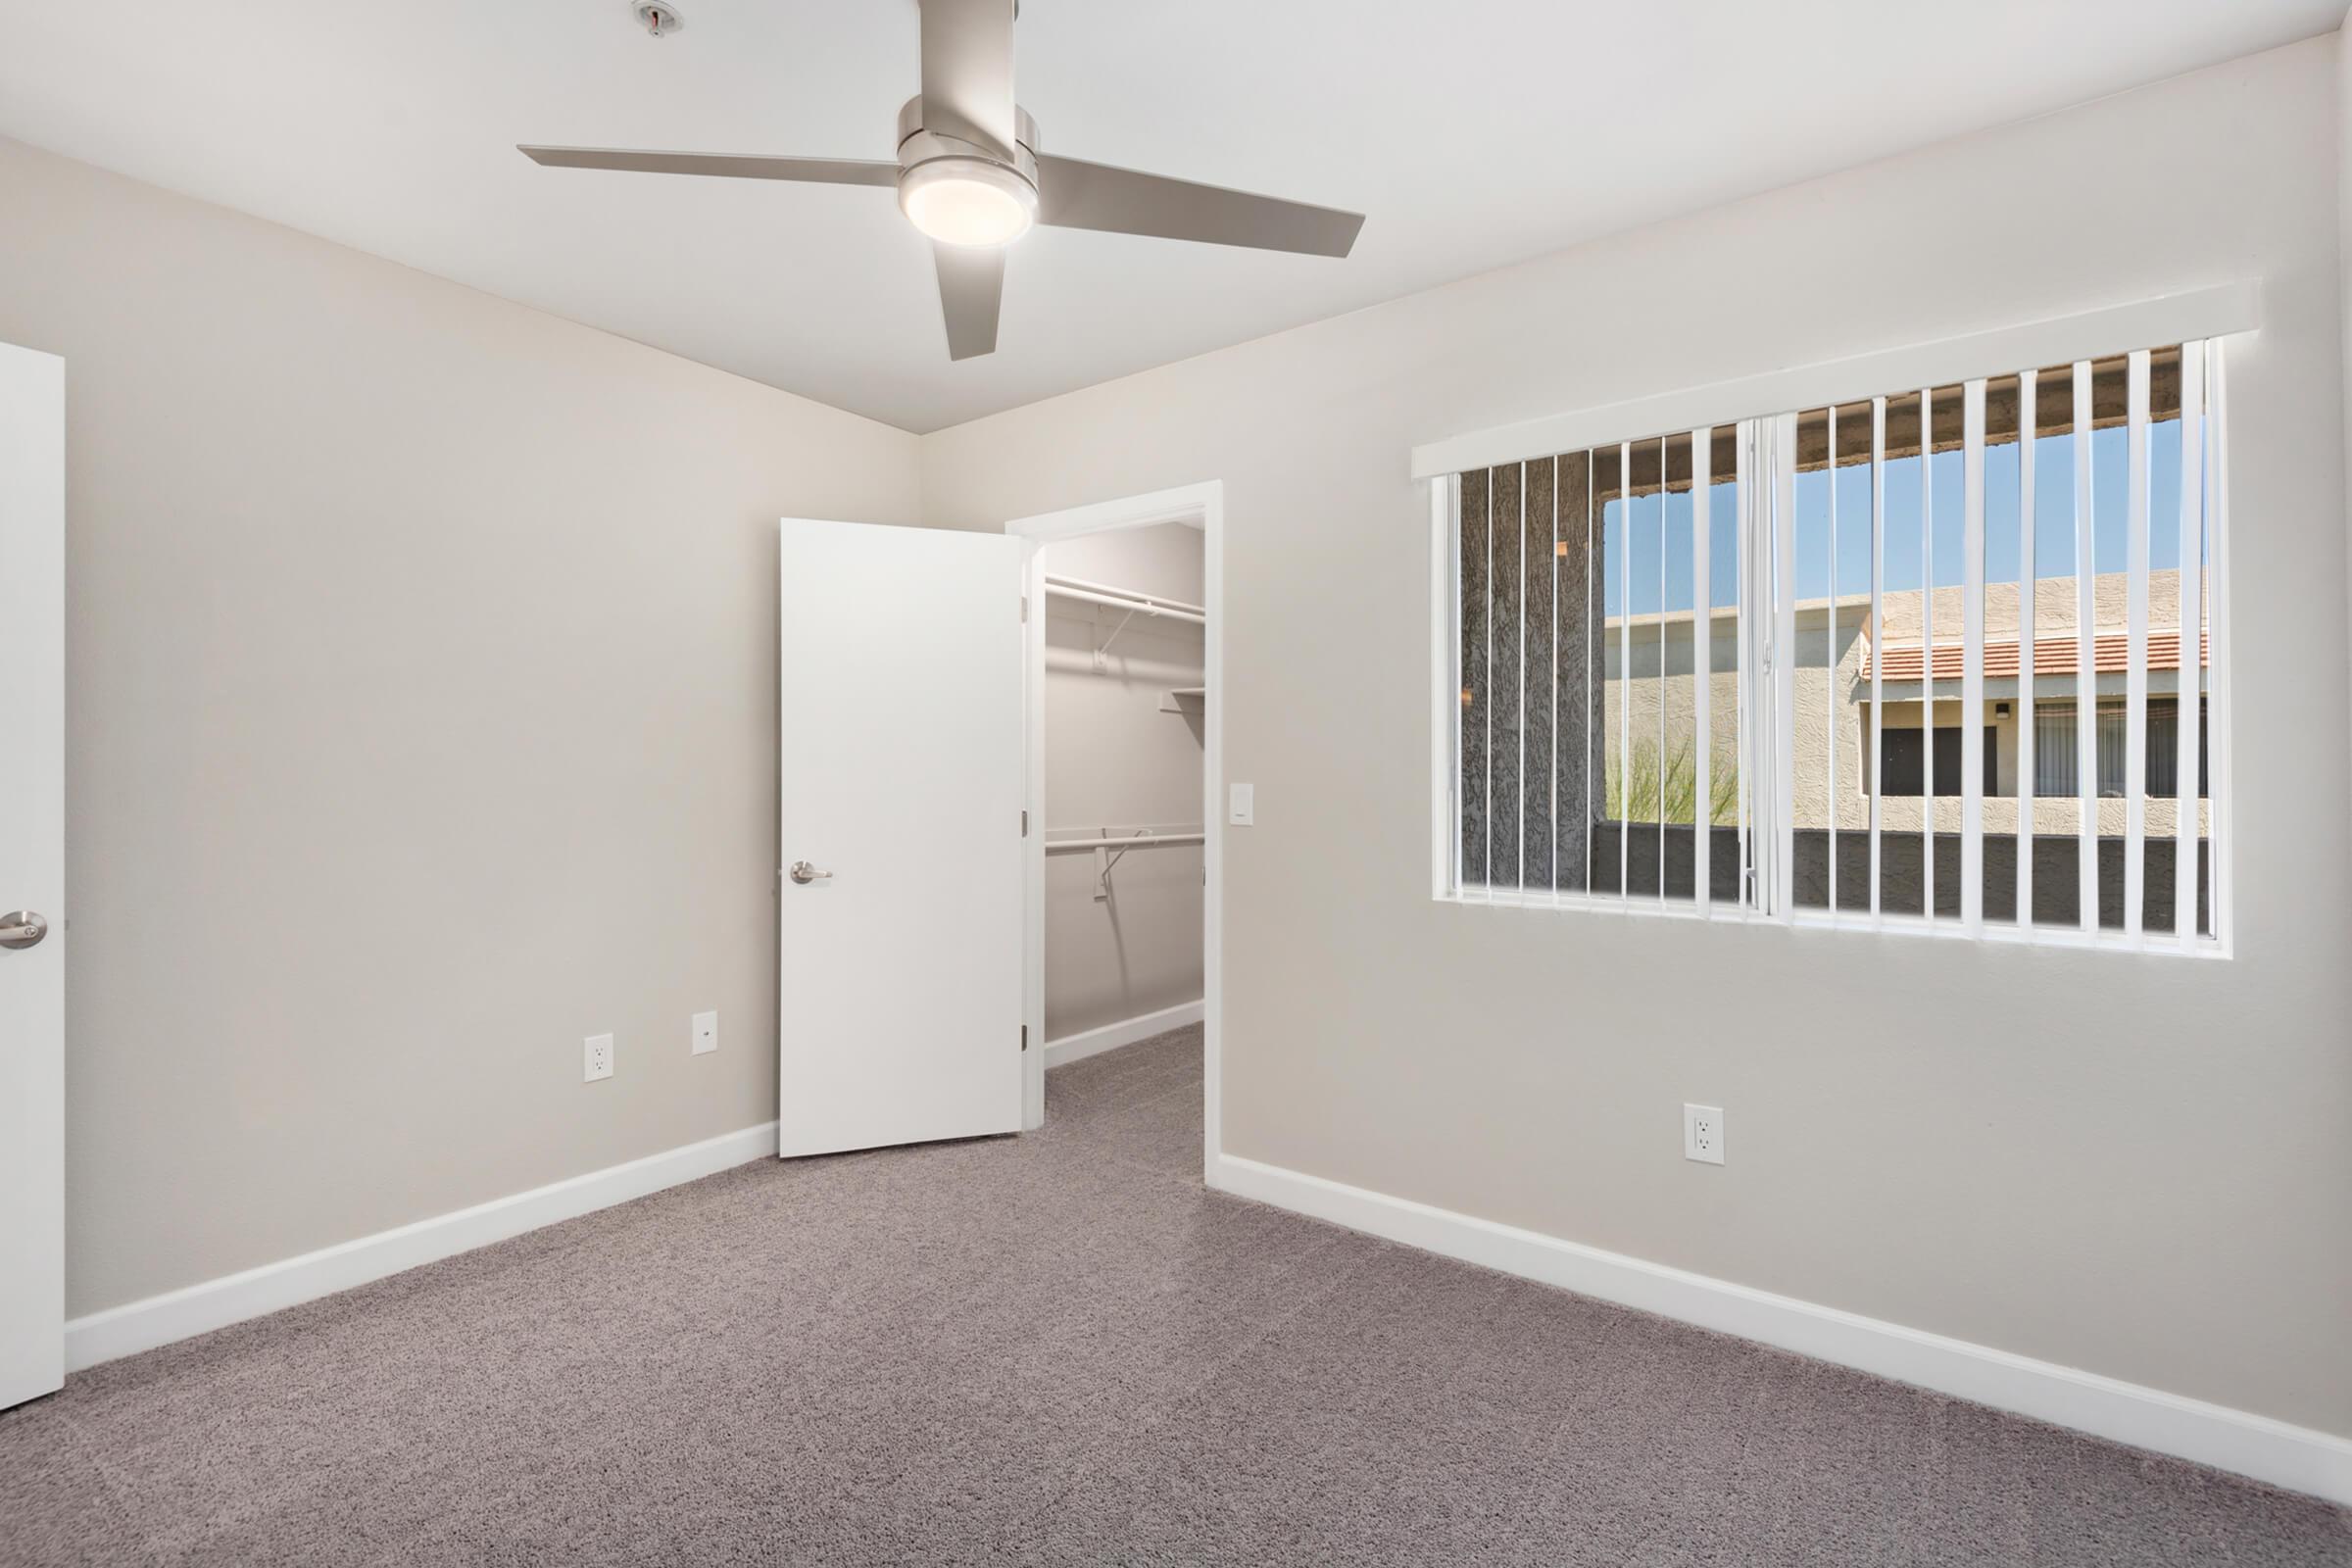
[0,343,65,1410]
[778,517,1025,1156]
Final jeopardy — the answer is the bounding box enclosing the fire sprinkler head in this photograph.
[631,3,682,37]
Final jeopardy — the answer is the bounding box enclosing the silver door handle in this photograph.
[0,910,48,950]
[787,861,833,886]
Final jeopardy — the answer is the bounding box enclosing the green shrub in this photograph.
[1604,736,1740,826]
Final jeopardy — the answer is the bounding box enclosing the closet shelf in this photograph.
[1158,686,1206,713]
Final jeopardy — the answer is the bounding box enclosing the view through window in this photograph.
[1445,341,2225,949]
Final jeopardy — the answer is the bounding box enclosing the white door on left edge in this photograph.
[0,342,65,1411]
[777,517,1025,1157]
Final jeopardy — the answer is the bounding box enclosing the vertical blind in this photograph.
[1445,338,2226,951]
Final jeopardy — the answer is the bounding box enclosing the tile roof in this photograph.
[1862,630,2209,682]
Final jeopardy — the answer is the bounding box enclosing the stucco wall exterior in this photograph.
[1597,569,2210,837]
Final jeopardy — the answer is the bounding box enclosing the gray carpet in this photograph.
[3,1026,2344,1566]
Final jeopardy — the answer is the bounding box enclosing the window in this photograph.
[1454,434,1740,902]
[1439,337,2228,951]
[1878,726,1997,798]
[2033,702,2079,797]
[2143,699,2210,800]
[2033,699,2208,799]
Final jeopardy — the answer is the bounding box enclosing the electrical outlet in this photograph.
[692,1010,718,1055]
[1684,1103,1724,1164]
[584,1033,614,1083]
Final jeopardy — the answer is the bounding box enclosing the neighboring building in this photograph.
[1598,568,2211,837]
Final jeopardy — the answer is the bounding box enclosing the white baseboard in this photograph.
[1044,1000,1203,1068]
[65,1121,779,1373]
[1210,1152,2352,1507]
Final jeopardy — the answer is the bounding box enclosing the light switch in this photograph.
[692,1010,718,1055]
[1228,782,1254,826]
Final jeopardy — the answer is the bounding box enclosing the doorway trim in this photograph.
[1005,481,1223,1183]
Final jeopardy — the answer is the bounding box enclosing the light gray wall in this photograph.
[0,136,923,1317]
[922,38,2352,1436]
[1038,522,1204,1039]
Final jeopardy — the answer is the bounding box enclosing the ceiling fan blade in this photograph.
[934,244,1004,361]
[918,0,1018,162]
[1035,155,1363,258]
[518,145,900,186]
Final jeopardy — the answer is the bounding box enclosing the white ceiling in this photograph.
[2,1,2338,432]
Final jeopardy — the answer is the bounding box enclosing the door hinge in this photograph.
[1022,808,1029,837]
[1020,594,1028,622]
[1021,1023,1029,1052]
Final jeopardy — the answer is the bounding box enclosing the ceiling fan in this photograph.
[520,0,1364,362]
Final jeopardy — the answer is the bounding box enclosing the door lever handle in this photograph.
[787,861,833,886]
[0,909,49,950]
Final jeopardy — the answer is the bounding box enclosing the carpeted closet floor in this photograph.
[3,1024,2344,1565]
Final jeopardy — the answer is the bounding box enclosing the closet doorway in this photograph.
[1010,483,1224,1182]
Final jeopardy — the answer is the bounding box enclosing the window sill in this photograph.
[1441,885,2230,959]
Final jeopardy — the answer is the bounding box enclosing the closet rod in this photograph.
[1043,574,1206,624]
[1043,831,1205,853]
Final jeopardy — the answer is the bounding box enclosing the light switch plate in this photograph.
[1228,782,1254,825]
[692,1010,718,1055]
[584,1033,614,1083]
[1684,1103,1724,1164]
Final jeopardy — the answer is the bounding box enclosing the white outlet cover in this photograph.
[692,1010,718,1055]
[584,1033,614,1083]
[1684,1102,1725,1164]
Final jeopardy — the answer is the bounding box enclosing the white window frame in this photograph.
[1420,286,2255,957]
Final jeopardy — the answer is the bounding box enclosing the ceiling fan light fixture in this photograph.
[899,157,1038,249]
[523,8,1363,362]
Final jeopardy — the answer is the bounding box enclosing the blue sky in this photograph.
[1599,418,2198,616]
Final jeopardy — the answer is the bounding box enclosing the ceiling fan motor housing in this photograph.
[895,96,1039,186]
